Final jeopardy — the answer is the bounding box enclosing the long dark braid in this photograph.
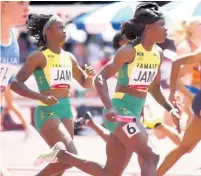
[27,14,52,47]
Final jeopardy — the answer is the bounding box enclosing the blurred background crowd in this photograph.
[2,1,201,135]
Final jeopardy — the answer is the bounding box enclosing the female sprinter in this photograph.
[76,31,181,147]
[94,2,181,175]
[33,3,181,176]
[157,49,201,176]
[10,14,96,176]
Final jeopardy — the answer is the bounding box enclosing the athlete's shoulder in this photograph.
[114,44,135,64]
[24,51,46,68]
[117,42,136,55]
[27,50,45,61]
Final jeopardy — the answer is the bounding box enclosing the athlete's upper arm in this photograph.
[97,45,135,79]
[15,51,45,82]
[69,52,86,85]
[175,49,201,66]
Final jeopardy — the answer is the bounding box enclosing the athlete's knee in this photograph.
[147,153,159,164]
[55,142,77,161]
[58,140,77,156]
[65,140,78,155]
[138,144,159,164]
[140,150,159,165]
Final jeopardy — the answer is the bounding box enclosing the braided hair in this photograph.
[121,2,164,40]
[112,32,122,50]
[27,14,52,47]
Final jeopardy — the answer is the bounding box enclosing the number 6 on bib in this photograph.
[122,122,140,138]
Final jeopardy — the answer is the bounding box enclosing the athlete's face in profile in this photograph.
[47,20,67,45]
[2,1,30,26]
[150,19,167,43]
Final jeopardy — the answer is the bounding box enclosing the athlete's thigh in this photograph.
[114,119,155,156]
[3,86,13,107]
[179,116,201,149]
[40,118,77,154]
[62,118,74,139]
[104,133,133,176]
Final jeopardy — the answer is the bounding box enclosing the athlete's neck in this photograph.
[140,33,155,51]
[46,41,61,54]
[1,16,14,45]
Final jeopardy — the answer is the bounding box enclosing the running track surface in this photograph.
[1,127,201,176]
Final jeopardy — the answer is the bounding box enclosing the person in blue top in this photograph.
[1,3,30,175]
[1,2,30,136]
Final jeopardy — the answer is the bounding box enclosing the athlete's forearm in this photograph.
[82,76,94,89]
[94,75,113,109]
[149,85,174,112]
[10,80,43,101]
[170,61,181,94]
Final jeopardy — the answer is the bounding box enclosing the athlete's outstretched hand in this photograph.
[40,95,59,106]
[84,64,96,78]
[105,107,118,123]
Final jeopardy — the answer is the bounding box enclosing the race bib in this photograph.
[50,67,72,88]
[129,66,158,88]
[0,64,16,87]
[122,122,140,138]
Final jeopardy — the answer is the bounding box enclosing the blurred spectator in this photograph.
[170,17,201,54]
[72,42,88,67]
[157,38,176,52]
[99,46,114,66]
[18,32,36,63]
[87,42,102,65]
[92,46,114,73]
